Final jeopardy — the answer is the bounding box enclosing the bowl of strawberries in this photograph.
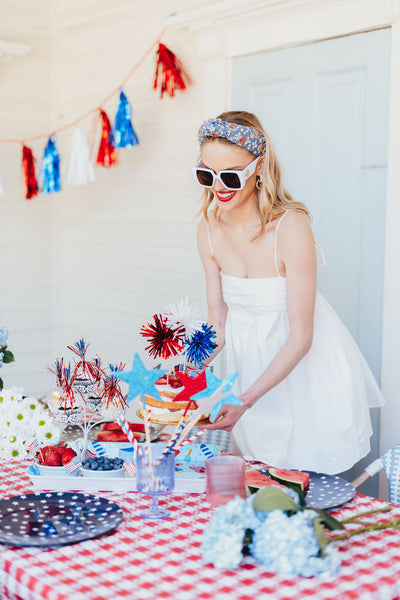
[36,442,80,477]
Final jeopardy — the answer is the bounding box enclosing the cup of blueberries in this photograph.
[81,455,125,478]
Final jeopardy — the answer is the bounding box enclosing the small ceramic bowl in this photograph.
[35,462,80,477]
[81,467,125,478]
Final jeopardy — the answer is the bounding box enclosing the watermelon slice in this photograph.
[246,469,286,490]
[268,468,310,491]
[96,431,144,443]
[100,422,145,433]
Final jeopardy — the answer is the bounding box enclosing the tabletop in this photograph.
[0,460,400,600]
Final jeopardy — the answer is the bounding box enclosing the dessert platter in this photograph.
[28,442,220,494]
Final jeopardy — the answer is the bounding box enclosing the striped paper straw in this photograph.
[175,429,206,451]
[117,416,137,446]
[161,418,185,459]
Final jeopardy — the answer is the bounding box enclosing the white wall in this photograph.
[0,0,54,395]
[0,0,222,397]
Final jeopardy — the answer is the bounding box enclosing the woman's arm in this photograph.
[205,211,317,430]
[197,217,228,363]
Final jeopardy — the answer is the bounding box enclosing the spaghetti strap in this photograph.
[207,225,215,258]
[274,211,289,277]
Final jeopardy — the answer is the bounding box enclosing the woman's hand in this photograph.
[201,400,247,432]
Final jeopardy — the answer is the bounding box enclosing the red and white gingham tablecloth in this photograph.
[0,460,400,600]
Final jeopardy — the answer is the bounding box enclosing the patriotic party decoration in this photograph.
[173,369,207,405]
[113,89,139,148]
[191,370,242,422]
[0,30,191,198]
[64,455,82,473]
[153,42,191,98]
[66,128,95,186]
[140,313,185,360]
[96,109,117,167]
[112,353,167,403]
[39,135,61,194]
[22,145,38,199]
[164,297,202,339]
[183,323,217,368]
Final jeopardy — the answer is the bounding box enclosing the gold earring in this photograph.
[256,175,263,190]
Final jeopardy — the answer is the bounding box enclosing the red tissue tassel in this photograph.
[140,313,185,360]
[22,145,38,200]
[96,109,117,167]
[153,43,192,98]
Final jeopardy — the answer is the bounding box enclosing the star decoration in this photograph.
[191,370,242,422]
[112,353,167,404]
[172,370,207,408]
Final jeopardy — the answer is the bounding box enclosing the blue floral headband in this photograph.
[197,118,266,156]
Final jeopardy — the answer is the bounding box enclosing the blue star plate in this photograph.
[305,471,355,509]
[258,470,355,509]
[0,492,123,547]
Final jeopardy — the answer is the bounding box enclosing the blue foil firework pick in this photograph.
[183,323,217,369]
[40,135,61,194]
[113,89,139,148]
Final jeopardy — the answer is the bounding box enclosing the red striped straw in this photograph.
[117,416,136,445]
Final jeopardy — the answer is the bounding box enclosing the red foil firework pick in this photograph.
[140,313,185,360]
[96,109,117,167]
[22,145,38,199]
[153,43,192,98]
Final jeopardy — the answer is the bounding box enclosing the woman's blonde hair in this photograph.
[198,110,311,233]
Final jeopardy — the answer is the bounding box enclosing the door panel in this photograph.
[233,29,390,496]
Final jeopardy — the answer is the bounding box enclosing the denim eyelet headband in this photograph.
[197,118,266,157]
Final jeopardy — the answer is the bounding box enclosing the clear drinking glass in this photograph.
[136,447,175,519]
[205,455,246,507]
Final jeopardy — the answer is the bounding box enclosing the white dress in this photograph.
[213,213,384,474]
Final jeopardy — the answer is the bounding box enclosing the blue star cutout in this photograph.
[191,370,242,422]
[112,353,167,405]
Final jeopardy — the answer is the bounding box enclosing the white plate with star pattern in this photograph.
[0,492,123,547]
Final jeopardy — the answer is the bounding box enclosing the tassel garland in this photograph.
[40,135,61,194]
[113,89,139,148]
[66,128,95,186]
[153,42,191,98]
[96,109,117,167]
[22,145,38,199]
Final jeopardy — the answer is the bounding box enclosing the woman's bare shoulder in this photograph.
[279,210,313,238]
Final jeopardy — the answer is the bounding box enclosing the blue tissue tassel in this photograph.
[183,324,217,369]
[113,89,139,148]
[41,135,61,193]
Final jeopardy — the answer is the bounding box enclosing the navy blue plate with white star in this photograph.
[0,492,123,547]
[305,471,355,509]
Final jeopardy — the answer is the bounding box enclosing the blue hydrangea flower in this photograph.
[0,327,8,347]
[0,352,3,369]
[202,523,244,569]
[213,496,260,530]
[251,510,340,577]
[201,497,259,569]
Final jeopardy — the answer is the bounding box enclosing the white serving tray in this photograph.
[27,467,206,494]
[26,442,220,494]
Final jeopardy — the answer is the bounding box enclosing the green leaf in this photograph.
[309,507,345,531]
[2,350,14,364]
[313,517,330,554]
[252,487,300,513]
[0,377,3,391]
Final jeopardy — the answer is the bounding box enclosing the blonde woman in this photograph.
[194,110,383,474]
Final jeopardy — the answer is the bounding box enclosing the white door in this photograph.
[233,29,390,495]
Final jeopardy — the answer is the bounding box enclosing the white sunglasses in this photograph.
[192,155,260,191]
